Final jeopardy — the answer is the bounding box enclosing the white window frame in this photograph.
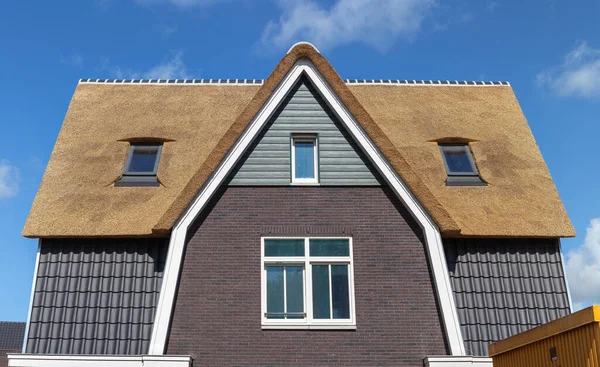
[261,236,356,329]
[291,135,319,184]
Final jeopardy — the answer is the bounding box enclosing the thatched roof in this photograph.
[23,44,574,238]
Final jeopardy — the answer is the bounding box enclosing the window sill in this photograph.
[262,324,356,330]
[290,182,320,186]
[115,176,160,187]
[445,175,487,186]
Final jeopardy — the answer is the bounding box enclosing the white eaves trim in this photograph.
[22,241,41,353]
[424,356,493,367]
[148,59,466,356]
[558,241,574,312]
[7,354,192,367]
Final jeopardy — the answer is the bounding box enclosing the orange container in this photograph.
[489,306,600,367]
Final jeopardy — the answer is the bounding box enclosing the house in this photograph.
[11,42,574,367]
[0,322,25,367]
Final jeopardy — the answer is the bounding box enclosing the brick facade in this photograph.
[167,186,448,366]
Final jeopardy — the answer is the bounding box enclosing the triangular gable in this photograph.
[149,43,466,356]
[229,76,382,186]
[153,43,459,236]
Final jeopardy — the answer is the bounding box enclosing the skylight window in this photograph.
[439,144,486,186]
[115,143,162,187]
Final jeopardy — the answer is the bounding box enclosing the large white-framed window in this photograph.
[261,237,356,329]
[291,135,319,184]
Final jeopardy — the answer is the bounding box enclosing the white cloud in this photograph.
[565,217,600,309]
[0,160,19,199]
[260,0,436,52]
[537,41,600,98]
[101,52,191,79]
[134,0,227,7]
[487,1,499,12]
[60,52,84,68]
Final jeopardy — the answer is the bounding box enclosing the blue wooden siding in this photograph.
[229,78,382,186]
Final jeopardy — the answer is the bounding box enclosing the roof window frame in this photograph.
[115,142,163,187]
[438,143,487,186]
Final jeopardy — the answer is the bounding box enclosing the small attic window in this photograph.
[115,143,162,187]
[439,144,486,186]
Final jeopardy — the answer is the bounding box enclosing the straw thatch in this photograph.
[23,44,574,238]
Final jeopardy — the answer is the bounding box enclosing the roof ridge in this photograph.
[78,78,510,86]
[345,79,510,86]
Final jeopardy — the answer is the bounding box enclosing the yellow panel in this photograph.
[491,321,600,367]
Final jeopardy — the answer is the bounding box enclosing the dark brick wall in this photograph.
[0,351,19,367]
[167,186,448,366]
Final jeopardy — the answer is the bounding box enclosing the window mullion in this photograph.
[305,238,312,322]
[283,265,287,319]
[328,264,333,320]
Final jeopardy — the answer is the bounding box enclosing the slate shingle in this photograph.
[0,322,25,351]
[445,238,571,356]
[25,238,168,355]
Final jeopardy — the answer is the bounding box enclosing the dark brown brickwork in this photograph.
[0,351,18,367]
[167,186,448,366]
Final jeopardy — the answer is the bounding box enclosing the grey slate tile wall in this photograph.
[444,238,571,356]
[0,322,25,351]
[25,238,168,355]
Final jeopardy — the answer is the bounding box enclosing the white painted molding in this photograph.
[7,354,192,367]
[558,239,574,312]
[287,41,320,54]
[149,59,466,355]
[424,356,493,367]
[22,240,41,353]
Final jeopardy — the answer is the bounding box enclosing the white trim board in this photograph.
[424,356,493,367]
[22,240,41,353]
[7,354,191,367]
[148,59,466,356]
[558,239,574,312]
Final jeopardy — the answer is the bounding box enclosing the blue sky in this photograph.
[1,0,599,321]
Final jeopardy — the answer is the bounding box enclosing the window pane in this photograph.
[312,265,330,319]
[286,266,304,319]
[441,146,475,174]
[331,265,350,319]
[266,266,284,319]
[310,239,349,257]
[264,239,305,257]
[128,146,159,173]
[294,141,315,179]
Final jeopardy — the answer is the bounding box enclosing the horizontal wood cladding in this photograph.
[167,186,447,366]
[228,77,383,186]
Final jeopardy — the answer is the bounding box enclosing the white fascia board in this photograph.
[558,239,574,312]
[424,356,493,367]
[149,59,466,356]
[7,354,192,367]
[22,240,41,353]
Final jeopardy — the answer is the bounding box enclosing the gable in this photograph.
[149,54,466,356]
[229,77,382,186]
